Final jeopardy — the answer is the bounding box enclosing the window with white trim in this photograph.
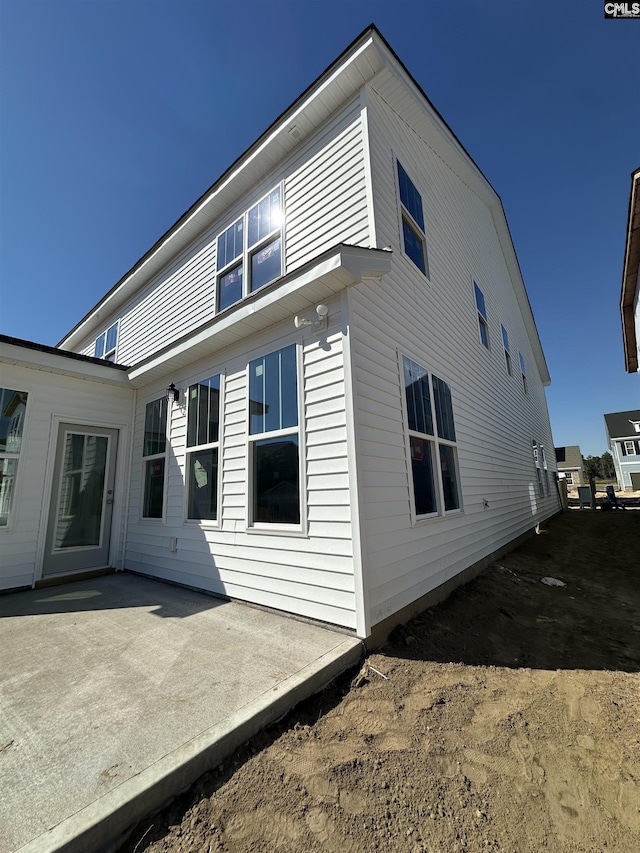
[501,325,512,375]
[474,283,489,348]
[564,471,574,486]
[0,387,28,527]
[622,440,639,456]
[186,375,221,521]
[94,322,118,362]
[402,356,461,517]
[142,397,168,519]
[217,186,283,312]
[540,444,549,494]
[248,344,300,526]
[519,352,528,394]
[533,441,544,497]
[397,161,429,277]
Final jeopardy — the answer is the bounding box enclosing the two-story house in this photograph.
[0,25,560,640]
[554,446,585,488]
[605,410,640,491]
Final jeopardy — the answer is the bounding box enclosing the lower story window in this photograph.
[0,387,28,527]
[142,397,167,519]
[402,356,461,518]
[248,344,300,526]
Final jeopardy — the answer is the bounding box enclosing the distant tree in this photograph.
[584,455,602,480]
[601,451,615,479]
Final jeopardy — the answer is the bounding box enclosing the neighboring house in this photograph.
[604,410,640,491]
[0,26,561,640]
[621,167,640,373]
[554,446,585,488]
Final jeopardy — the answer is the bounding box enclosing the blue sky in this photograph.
[0,0,637,456]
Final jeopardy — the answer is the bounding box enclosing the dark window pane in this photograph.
[474,283,487,319]
[187,376,220,447]
[94,333,105,357]
[187,448,218,521]
[218,263,243,311]
[143,398,167,457]
[501,325,509,351]
[250,238,281,291]
[217,219,243,269]
[105,323,118,353]
[397,162,424,231]
[403,357,433,436]
[432,376,456,442]
[479,318,489,348]
[439,444,460,511]
[402,218,426,275]
[505,351,512,375]
[249,345,297,435]
[410,436,437,515]
[0,388,28,453]
[143,457,165,518]
[253,436,299,524]
[519,352,526,375]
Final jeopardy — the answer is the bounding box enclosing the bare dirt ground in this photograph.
[122,510,640,853]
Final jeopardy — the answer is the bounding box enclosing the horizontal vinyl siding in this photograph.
[75,99,369,367]
[0,364,133,590]
[355,88,560,628]
[124,319,357,629]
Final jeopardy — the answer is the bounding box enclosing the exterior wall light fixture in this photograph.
[166,383,180,403]
[294,304,329,330]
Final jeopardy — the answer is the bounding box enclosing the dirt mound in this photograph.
[122,510,640,853]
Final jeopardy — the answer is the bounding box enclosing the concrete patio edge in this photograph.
[16,637,363,853]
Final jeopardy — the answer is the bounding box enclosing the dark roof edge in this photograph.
[0,334,129,371]
[621,166,640,372]
[57,23,505,350]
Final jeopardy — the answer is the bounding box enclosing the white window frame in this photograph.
[184,373,223,527]
[94,321,119,362]
[501,324,512,375]
[395,159,429,279]
[399,352,463,524]
[564,471,574,486]
[624,440,637,456]
[141,395,169,522]
[245,341,306,534]
[215,184,284,314]
[474,282,489,349]
[0,387,29,531]
[533,441,544,497]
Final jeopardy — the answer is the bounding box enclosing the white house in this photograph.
[0,26,561,640]
[604,410,640,491]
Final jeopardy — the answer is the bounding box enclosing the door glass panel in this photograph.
[55,433,108,549]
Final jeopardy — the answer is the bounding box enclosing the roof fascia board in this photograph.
[621,168,640,372]
[58,30,384,352]
[0,340,132,386]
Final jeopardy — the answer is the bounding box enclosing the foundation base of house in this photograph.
[34,567,116,589]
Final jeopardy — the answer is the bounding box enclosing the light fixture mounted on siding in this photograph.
[294,304,329,331]
[166,383,180,403]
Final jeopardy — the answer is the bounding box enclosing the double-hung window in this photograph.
[186,375,221,522]
[397,161,428,277]
[519,352,528,393]
[501,325,512,375]
[142,397,168,519]
[474,283,489,348]
[0,387,28,527]
[95,322,118,362]
[248,344,300,526]
[402,356,461,518]
[532,441,544,497]
[623,440,639,456]
[217,186,283,313]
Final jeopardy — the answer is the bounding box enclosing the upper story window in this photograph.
[217,186,283,313]
[94,322,118,362]
[0,387,28,527]
[501,325,512,375]
[519,352,528,394]
[474,283,489,348]
[622,440,639,456]
[142,397,168,519]
[396,161,429,277]
[402,356,461,518]
[248,344,300,526]
[186,375,221,522]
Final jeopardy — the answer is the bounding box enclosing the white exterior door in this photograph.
[42,424,118,577]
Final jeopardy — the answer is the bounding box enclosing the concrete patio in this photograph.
[0,573,362,853]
